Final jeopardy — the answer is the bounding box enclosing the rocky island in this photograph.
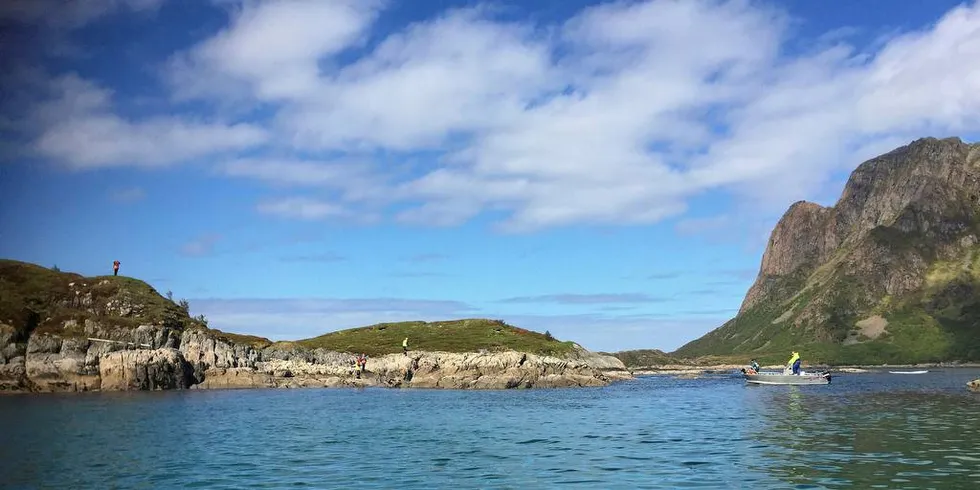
[0,260,630,393]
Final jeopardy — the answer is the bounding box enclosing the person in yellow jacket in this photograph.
[402,337,409,356]
[787,351,801,375]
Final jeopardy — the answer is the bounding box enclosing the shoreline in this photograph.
[0,337,634,394]
[630,363,980,376]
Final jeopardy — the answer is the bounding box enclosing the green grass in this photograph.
[293,319,577,357]
[0,259,202,339]
[671,234,980,365]
[1,260,583,356]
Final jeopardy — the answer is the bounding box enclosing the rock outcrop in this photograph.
[1,330,629,392]
[675,137,980,364]
[99,348,192,390]
[187,350,629,390]
[0,260,632,392]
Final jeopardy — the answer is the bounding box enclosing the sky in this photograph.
[1,0,980,353]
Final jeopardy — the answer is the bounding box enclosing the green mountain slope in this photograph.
[674,137,980,365]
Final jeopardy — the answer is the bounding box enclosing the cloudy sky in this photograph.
[2,0,979,352]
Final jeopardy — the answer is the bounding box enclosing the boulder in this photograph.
[99,348,191,390]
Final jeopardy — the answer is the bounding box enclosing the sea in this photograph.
[1,368,979,489]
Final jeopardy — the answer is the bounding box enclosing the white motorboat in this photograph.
[743,369,832,385]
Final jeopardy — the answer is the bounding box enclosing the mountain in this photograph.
[674,137,980,365]
[0,259,627,392]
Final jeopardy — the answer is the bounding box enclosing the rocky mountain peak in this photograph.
[739,137,980,313]
[679,136,980,364]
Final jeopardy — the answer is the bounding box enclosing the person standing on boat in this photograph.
[787,351,801,374]
[750,359,760,373]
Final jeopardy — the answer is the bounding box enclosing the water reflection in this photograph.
[750,384,980,488]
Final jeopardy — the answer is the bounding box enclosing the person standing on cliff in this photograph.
[112,260,121,276]
[402,337,408,356]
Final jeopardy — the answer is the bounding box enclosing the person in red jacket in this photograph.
[113,260,121,276]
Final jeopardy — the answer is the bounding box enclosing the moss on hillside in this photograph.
[1,260,585,357]
[674,237,980,364]
[0,260,191,338]
[0,259,258,344]
[294,319,576,357]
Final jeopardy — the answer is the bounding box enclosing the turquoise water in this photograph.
[1,369,979,489]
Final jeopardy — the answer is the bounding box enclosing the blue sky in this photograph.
[2,0,979,352]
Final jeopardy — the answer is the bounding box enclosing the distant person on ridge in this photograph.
[113,260,121,276]
[787,351,801,375]
[402,337,408,356]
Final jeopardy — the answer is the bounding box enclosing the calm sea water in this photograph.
[2,369,979,489]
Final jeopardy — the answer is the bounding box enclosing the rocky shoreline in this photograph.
[0,324,632,393]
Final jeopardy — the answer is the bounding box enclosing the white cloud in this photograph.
[180,233,222,257]
[497,293,669,305]
[30,0,980,230]
[219,157,393,203]
[256,197,350,220]
[31,74,269,168]
[168,0,385,102]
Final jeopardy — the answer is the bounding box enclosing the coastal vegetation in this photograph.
[673,137,980,365]
[0,259,576,357]
[296,319,575,357]
[0,259,202,339]
[0,259,625,392]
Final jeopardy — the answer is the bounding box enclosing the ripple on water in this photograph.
[1,370,979,488]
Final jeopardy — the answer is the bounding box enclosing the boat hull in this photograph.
[744,371,831,385]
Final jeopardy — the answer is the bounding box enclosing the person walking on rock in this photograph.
[402,337,408,356]
[112,260,121,276]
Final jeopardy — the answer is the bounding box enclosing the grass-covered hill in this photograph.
[1,259,578,357]
[674,137,980,365]
[0,259,201,341]
[290,319,576,357]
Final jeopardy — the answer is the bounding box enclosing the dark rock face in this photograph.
[179,330,262,384]
[99,348,192,390]
[677,137,980,361]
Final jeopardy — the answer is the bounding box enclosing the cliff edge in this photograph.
[675,137,980,364]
